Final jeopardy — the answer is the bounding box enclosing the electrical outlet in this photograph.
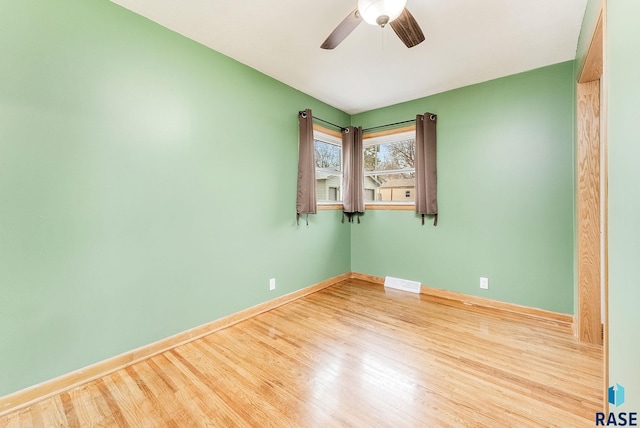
[480,277,489,290]
[269,278,276,291]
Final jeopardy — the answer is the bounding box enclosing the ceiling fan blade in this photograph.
[321,9,362,49]
[390,8,425,48]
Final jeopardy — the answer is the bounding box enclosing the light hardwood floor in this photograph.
[0,279,603,427]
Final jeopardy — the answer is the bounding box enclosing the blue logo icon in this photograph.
[609,383,625,407]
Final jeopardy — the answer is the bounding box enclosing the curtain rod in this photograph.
[362,118,416,133]
[299,112,436,133]
[298,111,346,131]
[362,114,436,132]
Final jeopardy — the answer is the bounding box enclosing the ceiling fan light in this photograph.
[357,0,407,27]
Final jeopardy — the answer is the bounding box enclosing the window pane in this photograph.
[314,139,342,202]
[316,173,342,202]
[365,172,415,202]
[315,140,341,171]
[364,136,415,203]
[364,139,415,172]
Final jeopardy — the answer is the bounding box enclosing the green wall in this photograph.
[351,62,575,314]
[606,0,640,412]
[0,0,351,396]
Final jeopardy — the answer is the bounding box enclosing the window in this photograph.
[314,131,342,203]
[329,187,339,201]
[312,128,416,209]
[363,130,416,204]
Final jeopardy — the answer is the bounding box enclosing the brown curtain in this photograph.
[415,113,438,225]
[342,126,364,222]
[296,109,316,224]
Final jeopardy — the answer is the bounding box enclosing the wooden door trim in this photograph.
[579,13,604,84]
[576,79,602,346]
[576,6,607,412]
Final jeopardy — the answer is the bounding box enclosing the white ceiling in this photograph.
[111,0,587,115]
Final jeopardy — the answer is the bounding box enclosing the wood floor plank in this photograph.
[31,396,66,428]
[59,392,79,427]
[67,383,103,427]
[94,378,129,428]
[168,348,260,427]
[0,279,602,427]
[152,352,245,426]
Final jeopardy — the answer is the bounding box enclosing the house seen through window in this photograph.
[314,131,342,203]
[364,130,416,203]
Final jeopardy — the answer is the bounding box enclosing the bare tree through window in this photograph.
[364,138,416,202]
[315,140,341,171]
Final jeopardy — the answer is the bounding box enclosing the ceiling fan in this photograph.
[321,0,425,50]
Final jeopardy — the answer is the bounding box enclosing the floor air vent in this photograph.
[384,276,421,294]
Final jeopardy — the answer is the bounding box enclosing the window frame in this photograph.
[363,129,416,209]
[312,125,417,211]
